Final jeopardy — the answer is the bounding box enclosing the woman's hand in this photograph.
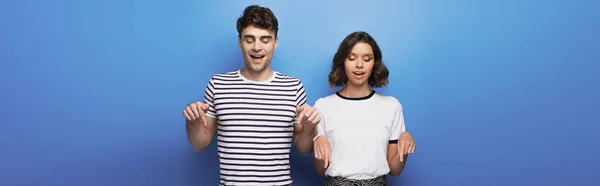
[397,132,415,162]
[314,135,331,168]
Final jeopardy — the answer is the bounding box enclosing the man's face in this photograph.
[238,25,278,73]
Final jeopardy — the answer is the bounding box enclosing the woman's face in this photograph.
[344,42,375,87]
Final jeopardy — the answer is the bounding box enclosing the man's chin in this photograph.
[245,64,268,73]
[245,60,269,71]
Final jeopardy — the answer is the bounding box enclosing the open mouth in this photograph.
[250,53,265,60]
[352,71,366,79]
[353,71,365,75]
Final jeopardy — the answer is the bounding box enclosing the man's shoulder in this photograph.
[209,70,240,80]
[273,71,302,83]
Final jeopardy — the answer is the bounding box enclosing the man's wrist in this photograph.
[300,128,314,138]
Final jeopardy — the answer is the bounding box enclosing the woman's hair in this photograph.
[328,31,389,88]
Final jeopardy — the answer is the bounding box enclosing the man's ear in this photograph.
[274,37,279,51]
[237,37,242,49]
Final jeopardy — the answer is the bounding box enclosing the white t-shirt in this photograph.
[315,90,406,180]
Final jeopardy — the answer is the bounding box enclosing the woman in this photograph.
[312,31,416,186]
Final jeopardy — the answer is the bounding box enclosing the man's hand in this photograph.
[314,135,331,168]
[296,105,320,132]
[183,101,209,125]
[397,132,415,162]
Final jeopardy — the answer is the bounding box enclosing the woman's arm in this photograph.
[315,158,328,176]
[388,131,415,177]
[386,101,415,177]
[313,135,331,176]
[387,143,408,177]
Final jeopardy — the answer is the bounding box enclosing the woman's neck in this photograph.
[339,84,372,98]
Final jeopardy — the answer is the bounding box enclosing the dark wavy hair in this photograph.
[329,31,389,88]
[236,5,279,37]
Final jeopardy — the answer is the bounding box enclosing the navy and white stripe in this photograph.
[203,70,306,186]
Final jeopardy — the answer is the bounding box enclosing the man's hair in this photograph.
[328,31,389,88]
[236,5,279,37]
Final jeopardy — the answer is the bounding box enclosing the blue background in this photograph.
[1,0,598,186]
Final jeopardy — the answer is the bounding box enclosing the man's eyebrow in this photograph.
[242,35,256,39]
[260,36,273,39]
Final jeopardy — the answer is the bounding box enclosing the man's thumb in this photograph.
[296,106,304,114]
[201,103,209,111]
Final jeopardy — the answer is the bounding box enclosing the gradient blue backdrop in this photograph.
[1,0,599,186]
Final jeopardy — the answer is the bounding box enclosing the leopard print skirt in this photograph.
[323,175,388,186]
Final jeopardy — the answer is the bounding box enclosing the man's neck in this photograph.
[240,68,274,82]
[339,84,372,98]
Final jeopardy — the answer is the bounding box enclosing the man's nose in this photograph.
[251,41,261,51]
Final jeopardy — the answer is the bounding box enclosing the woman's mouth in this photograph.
[353,71,365,79]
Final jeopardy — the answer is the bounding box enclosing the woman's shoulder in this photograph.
[315,93,339,105]
[372,92,403,108]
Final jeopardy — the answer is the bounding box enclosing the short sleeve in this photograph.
[293,80,307,125]
[314,99,326,136]
[295,80,307,107]
[388,102,406,143]
[203,77,217,118]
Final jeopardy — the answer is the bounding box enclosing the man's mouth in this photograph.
[250,54,265,60]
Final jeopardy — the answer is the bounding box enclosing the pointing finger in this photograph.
[314,142,321,159]
[398,142,406,162]
[200,112,207,126]
[307,109,318,123]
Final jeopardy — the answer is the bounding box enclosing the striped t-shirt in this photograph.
[203,70,307,186]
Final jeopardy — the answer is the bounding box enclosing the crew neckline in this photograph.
[238,69,276,83]
[336,90,376,100]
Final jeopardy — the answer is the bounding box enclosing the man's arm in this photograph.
[293,121,316,155]
[186,115,218,152]
[292,80,315,156]
[184,77,219,152]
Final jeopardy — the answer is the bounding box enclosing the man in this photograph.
[182,5,320,186]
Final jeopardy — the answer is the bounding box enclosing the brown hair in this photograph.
[236,5,279,37]
[328,31,389,88]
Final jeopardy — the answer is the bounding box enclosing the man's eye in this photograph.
[261,38,271,43]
